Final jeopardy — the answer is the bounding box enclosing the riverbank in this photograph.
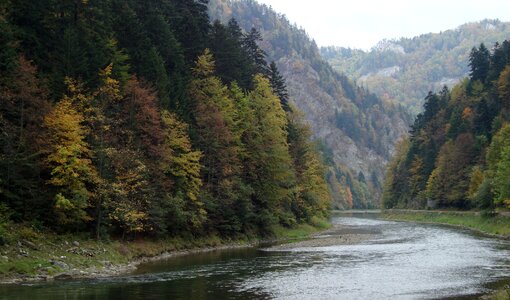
[0,219,330,284]
[382,210,510,238]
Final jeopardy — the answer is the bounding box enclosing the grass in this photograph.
[271,216,331,240]
[0,218,330,282]
[489,288,510,300]
[382,210,510,236]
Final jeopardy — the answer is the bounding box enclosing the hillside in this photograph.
[321,19,510,114]
[209,0,412,209]
[0,0,331,240]
[383,40,510,210]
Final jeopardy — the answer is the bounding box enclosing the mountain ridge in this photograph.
[209,0,412,208]
[321,19,510,113]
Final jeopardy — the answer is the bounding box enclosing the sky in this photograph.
[254,0,510,50]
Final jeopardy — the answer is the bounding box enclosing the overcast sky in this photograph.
[254,0,510,50]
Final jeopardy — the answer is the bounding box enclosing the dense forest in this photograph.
[0,0,331,239]
[321,20,510,114]
[383,40,510,210]
[209,0,411,209]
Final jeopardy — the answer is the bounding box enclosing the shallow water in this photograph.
[2,214,510,299]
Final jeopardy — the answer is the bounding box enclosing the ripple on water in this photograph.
[3,216,510,300]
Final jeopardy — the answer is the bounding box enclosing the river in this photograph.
[2,214,510,299]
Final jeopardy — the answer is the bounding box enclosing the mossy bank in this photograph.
[0,219,330,284]
[382,210,510,237]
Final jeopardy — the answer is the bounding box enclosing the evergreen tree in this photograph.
[243,28,269,76]
[469,43,490,83]
[269,61,290,111]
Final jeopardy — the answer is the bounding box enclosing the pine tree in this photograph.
[243,27,269,76]
[269,61,290,111]
[469,43,490,83]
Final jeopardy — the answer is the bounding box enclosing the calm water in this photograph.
[2,214,510,299]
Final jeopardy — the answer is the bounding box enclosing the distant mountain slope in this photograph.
[321,19,510,114]
[208,0,412,208]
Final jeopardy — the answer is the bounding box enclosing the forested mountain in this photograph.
[383,41,510,210]
[321,20,510,114]
[208,0,412,209]
[0,0,331,239]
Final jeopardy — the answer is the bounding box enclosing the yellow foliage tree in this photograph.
[160,110,206,230]
[44,97,97,226]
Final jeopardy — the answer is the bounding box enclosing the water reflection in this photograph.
[1,215,510,299]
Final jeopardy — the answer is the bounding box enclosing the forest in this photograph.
[0,0,331,240]
[322,20,510,114]
[383,40,510,210]
[209,0,411,210]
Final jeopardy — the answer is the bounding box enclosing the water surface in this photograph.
[2,214,510,299]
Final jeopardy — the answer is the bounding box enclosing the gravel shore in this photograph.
[265,223,376,250]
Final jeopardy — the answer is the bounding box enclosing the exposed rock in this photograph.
[54,273,74,281]
[72,241,80,247]
[49,260,69,270]
[21,239,38,250]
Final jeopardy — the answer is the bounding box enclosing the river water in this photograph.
[2,214,510,299]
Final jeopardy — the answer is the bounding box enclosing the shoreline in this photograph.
[0,242,256,285]
[0,222,331,285]
[381,210,510,239]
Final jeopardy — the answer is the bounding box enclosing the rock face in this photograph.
[209,0,411,207]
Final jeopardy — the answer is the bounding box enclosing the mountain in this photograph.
[321,19,510,114]
[383,40,510,210]
[208,0,412,208]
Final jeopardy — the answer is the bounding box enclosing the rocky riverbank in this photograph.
[0,221,330,285]
[265,222,375,250]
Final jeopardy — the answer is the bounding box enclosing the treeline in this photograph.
[209,0,412,209]
[383,41,510,210]
[0,0,330,239]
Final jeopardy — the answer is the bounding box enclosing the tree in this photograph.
[0,57,51,221]
[160,110,206,233]
[269,61,290,111]
[44,95,97,227]
[243,27,268,76]
[188,49,245,235]
[487,124,510,206]
[498,65,510,112]
[245,74,296,230]
[469,43,490,83]
[287,108,330,221]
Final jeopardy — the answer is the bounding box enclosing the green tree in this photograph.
[245,74,296,230]
[269,61,290,111]
[160,110,206,233]
[487,124,510,206]
[469,43,490,83]
[188,49,245,235]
